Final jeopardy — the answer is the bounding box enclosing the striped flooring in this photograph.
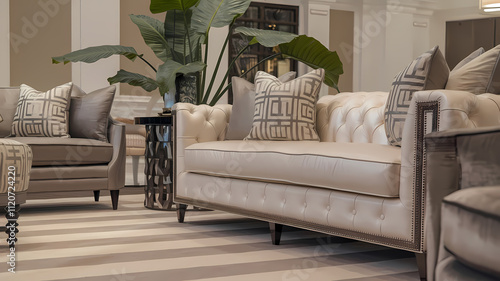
[0,192,421,280]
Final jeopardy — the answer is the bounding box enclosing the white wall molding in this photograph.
[308,2,331,97]
[0,0,10,86]
[72,0,120,94]
[71,0,81,87]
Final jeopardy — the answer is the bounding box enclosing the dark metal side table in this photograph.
[134,115,174,210]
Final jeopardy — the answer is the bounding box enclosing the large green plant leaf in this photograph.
[234,27,298,47]
[52,45,139,64]
[150,0,199,13]
[192,0,251,35]
[164,9,202,63]
[279,35,343,91]
[156,60,205,95]
[130,15,171,62]
[108,70,159,92]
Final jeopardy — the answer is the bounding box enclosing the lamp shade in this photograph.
[481,0,500,8]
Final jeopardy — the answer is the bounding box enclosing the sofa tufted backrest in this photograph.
[316,92,389,145]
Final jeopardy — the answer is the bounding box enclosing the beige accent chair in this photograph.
[173,89,500,279]
[425,127,500,281]
[0,87,126,209]
[115,117,146,186]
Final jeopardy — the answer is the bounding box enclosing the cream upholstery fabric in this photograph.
[446,44,500,94]
[173,103,231,179]
[452,47,484,71]
[126,134,145,148]
[173,89,500,256]
[185,140,401,197]
[125,134,145,156]
[177,172,413,240]
[316,92,389,144]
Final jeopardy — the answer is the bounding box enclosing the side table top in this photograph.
[135,115,172,125]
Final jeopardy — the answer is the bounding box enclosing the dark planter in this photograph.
[175,74,197,104]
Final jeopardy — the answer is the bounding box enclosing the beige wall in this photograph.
[330,9,354,94]
[120,0,164,96]
[10,0,71,90]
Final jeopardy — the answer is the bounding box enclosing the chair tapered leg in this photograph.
[93,190,100,202]
[110,190,120,210]
[415,252,427,280]
[132,155,140,186]
[269,222,283,245]
[177,204,187,223]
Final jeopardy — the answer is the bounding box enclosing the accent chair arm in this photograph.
[424,125,500,281]
[107,117,126,190]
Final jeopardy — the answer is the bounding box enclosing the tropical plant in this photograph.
[52,0,343,106]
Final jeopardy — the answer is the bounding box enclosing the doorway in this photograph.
[330,9,354,94]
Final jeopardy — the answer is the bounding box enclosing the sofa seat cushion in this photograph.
[184,140,401,197]
[9,137,113,166]
[441,186,500,278]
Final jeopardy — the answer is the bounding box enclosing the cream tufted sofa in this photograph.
[173,90,500,279]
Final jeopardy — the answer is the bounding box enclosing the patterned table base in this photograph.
[144,124,174,210]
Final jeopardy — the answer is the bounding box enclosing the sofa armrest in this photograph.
[173,103,232,179]
[394,90,500,257]
[106,117,126,190]
[400,90,500,208]
[424,126,500,281]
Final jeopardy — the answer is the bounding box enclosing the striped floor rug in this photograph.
[0,192,420,280]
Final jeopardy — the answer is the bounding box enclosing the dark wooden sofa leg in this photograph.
[177,204,187,223]
[269,222,283,245]
[93,190,100,202]
[110,190,119,210]
[415,252,427,280]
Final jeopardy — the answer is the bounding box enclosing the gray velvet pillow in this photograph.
[225,72,296,140]
[69,85,116,142]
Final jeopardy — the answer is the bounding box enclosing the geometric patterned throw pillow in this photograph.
[11,82,73,137]
[384,46,449,146]
[225,72,296,140]
[245,69,324,141]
